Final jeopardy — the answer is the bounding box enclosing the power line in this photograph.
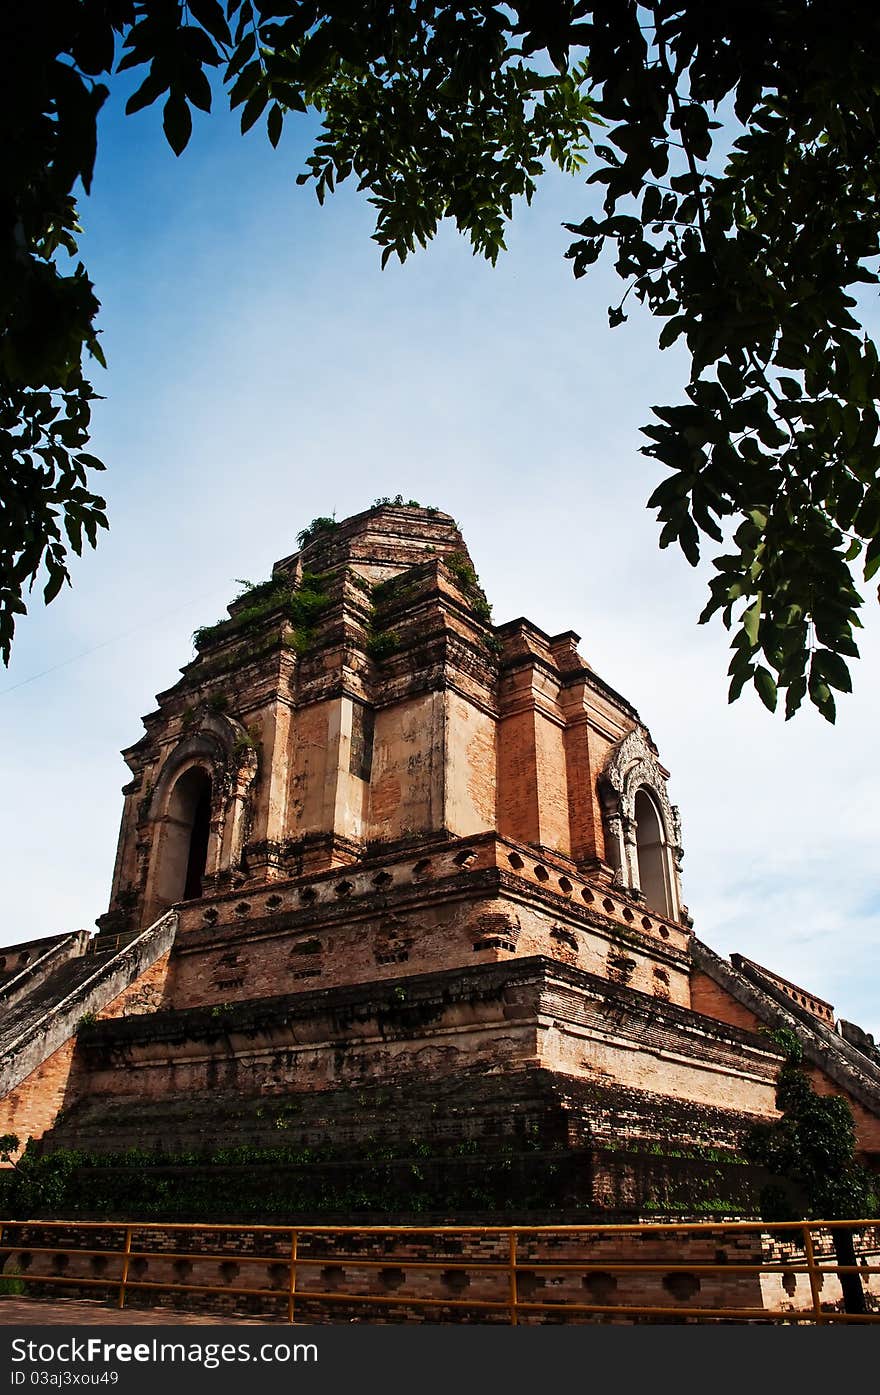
[0,586,230,697]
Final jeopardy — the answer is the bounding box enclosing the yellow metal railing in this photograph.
[1,1218,878,1324]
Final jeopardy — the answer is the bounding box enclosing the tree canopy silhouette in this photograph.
[3,2,880,720]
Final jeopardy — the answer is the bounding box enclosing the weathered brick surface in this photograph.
[35,961,778,1164]
[0,950,172,1153]
[0,1039,76,1149]
[444,692,495,833]
[690,957,880,1157]
[0,920,176,1144]
[5,505,878,1209]
[691,971,762,1033]
[496,708,540,849]
[14,1220,876,1323]
[0,933,90,1010]
[807,1072,880,1153]
[98,952,171,1021]
[161,834,691,1011]
[369,694,443,839]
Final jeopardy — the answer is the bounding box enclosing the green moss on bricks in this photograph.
[370,575,419,608]
[444,552,493,625]
[366,629,399,662]
[296,516,338,547]
[193,570,331,656]
[0,1141,579,1221]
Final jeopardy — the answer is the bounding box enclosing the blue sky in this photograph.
[2,78,878,1038]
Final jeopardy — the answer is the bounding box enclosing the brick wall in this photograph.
[2,1220,831,1323]
[496,708,539,847]
[0,1039,76,1152]
[0,951,172,1156]
[165,836,690,1011]
[99,952,171,1020]
[807,1071,880,1154]
[47,961,780,1158]
[691,971,764,1033]
[444,692,496,834]
[691,968,880,1156]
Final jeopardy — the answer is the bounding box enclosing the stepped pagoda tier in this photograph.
[98,505,690,1008]
[2,504,878,1219]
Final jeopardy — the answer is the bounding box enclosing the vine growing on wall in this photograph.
[744,1031,878,1314]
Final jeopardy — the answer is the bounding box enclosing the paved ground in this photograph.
[0,1297,284,1325]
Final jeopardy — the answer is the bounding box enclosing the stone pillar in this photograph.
[605,811,627,880]
[623,816,640,891]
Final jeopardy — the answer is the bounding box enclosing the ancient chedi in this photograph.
[2,503,878,1216]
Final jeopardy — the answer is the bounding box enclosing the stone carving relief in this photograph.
[139,710,259,916]
[600,727,684,920]
[602,728,679,836]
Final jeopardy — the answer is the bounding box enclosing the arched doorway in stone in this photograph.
[158,766,213,904]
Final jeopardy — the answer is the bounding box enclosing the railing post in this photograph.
[802,1223,824,1324]
[287,1230,298,1325]
[118,1226,133,1310]
[508,1231,518,1326]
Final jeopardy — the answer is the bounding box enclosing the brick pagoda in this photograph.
[2,504,878,1217]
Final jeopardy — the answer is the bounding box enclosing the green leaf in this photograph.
[777,376,802,400]
[185,65,213,114]
[717,360,745,397]
[126,71,168,116]
[240,89,269,134]
[742,598,761,647]
[728,661,754,703]
[811,649,852,693]
[863,535,880,581]
[753,666,777,712]
[189,0,232,48]
[163,94,193,157]
[43,566,67,605]
[784,675,807,720]
[267,103,283,149]
[642,184,661,222]
[226,31,256,81]
[658,317,687,350]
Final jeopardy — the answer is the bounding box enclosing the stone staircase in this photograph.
[0,932,90,1011]
[0,913,177,1103]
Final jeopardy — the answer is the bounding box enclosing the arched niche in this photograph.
[157,765,213,905]
[634,787,673,918]
[600,727,684,923]
[140,712,259,923]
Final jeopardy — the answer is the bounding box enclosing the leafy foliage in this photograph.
[0,1134,567,1219]
[745,1063,876,1222]
[193,567,330,652]
[0,1133,21,1161]
[372,494,437,510]
[561,4,880,721]
[296,515,338,547]
[0,3,113,662]
[4,4,880,719]
[0,1133,84,1215]
[365,627,399,662]
[444,551,493,624]
[744,1039,877,1312]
